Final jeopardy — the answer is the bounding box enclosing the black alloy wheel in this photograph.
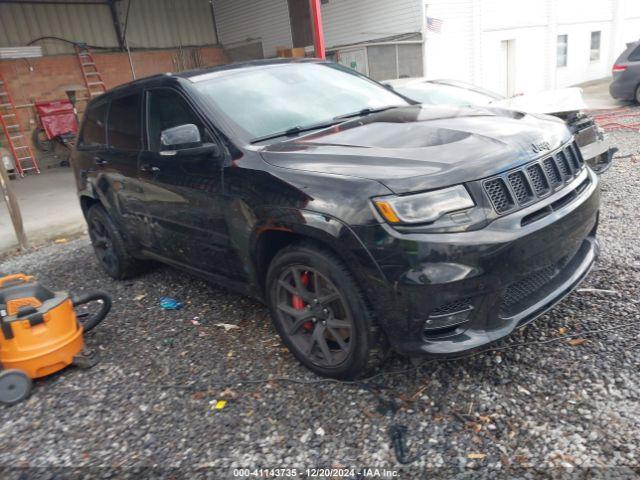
[88,214,118,277]
[267,244,385,379]
[275,266,354,367]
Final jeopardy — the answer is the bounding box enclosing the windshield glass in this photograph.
[193,62,408,141]
[395,82,497,107]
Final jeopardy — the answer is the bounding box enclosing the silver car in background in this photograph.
[385,78,616,174]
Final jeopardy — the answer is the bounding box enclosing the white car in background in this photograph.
[384,78,615,174]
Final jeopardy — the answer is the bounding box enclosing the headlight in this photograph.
[373,185,475,224]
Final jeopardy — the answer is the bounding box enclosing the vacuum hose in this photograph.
[71,292,112,332]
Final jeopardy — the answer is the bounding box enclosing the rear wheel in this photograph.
[266,244,384,379]
[87,205,145,280]
[635,84,640,104]
[32,127,53,152]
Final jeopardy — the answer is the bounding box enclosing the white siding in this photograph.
[423,0,638,94]
[481,0,547,31]
[321,0,422,48]
[557,0,614,24]
[621,0,640,46]
[555,21,614,87]
[423,0,474,81]
[480,27,549,95]
[212,0,293,57]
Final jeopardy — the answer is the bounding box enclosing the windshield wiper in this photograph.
[250,105,401,144]
[251,120,342,144]
[333,105,399,121]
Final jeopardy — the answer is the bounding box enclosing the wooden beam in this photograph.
[0,160,28,251]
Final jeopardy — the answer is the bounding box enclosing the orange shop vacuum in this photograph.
[0,273,111,406]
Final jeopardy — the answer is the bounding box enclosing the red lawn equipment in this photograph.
[32,99,78,166]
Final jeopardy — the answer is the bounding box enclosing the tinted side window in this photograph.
[147,90,204,152]
[629,45,640,62]
[79,101,107,148]
[108,93,142,150]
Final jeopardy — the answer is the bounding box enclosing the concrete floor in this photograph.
[0,168,85,254]
[578,76,631,110]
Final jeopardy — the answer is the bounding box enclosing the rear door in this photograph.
[98,90,152,246]
[627,43,640,85]
[75,98,109,197]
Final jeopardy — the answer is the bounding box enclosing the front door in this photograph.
[138,88,238,278]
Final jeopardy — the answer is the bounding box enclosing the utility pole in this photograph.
[0,160,27,250]
[420,0,428,77]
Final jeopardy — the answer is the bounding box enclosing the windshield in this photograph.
[193,62,408,141]
[395,82,497,107]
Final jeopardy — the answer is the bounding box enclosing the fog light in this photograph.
[424,298,473,334]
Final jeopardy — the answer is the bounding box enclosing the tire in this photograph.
[32,127,53,152]
[0,370,32,406]
[635,84,640,104]
[266,243,385,379]
[86,204,145,280]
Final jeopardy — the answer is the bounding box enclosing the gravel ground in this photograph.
[1,120,639,478]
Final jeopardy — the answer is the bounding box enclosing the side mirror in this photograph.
[161,124,202,149]
[160,124,221,158]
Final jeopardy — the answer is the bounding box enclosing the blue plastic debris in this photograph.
[160,296,183,310]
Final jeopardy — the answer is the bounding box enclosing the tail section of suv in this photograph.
[72,59,600,379]
[610,39,640,102]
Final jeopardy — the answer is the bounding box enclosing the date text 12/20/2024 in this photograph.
[233,468,400,478]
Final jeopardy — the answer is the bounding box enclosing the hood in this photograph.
[260,105,571,194]
[491,87,586,115]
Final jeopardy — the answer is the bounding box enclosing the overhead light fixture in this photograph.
[0,46,43,59]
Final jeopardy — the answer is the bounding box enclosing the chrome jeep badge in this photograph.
[532,141,552,153]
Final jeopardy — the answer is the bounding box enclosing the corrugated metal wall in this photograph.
[321,0,422,48]
[212,0,293,57]
[0,0,217,56]
[0,1,118,55]
[117,0,217,49]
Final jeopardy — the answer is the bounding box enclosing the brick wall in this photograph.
[0,46,229,166]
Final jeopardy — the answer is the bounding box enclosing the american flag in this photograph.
[427,16,443,33]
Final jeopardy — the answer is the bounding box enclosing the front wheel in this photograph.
[266,244,385,379]
[86,205,146,280]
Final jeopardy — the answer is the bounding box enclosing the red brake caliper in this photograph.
[292,272,314,331]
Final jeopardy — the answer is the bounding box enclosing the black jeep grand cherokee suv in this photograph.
[72,59,600,379]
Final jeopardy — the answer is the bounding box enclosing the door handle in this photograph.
[93,156,108,166]
[140,163,160,173]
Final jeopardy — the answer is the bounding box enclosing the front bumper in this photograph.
[357,168,600,356]
[580,138,616,174]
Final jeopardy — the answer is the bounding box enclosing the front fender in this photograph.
[249,207,391,310]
